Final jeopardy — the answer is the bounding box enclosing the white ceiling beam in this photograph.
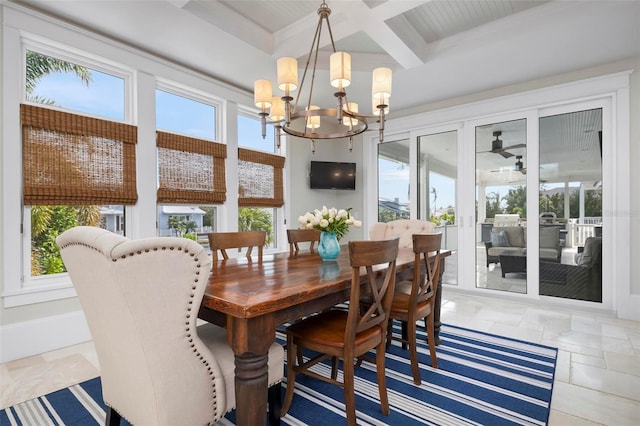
[341,0,424,69]
[273,0,425,69]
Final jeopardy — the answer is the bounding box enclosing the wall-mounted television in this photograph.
[309,161,356,190]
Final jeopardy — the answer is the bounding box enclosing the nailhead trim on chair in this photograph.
[63,239,222,421]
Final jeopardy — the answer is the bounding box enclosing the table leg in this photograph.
[227,316,275,426]
[235,352,269,426]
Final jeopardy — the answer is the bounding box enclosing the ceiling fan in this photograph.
[480,131,526,158]
[515,155,526,174]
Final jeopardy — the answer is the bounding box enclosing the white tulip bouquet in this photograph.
[298,206,362,240]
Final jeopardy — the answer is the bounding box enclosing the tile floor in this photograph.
[1,292,639,425]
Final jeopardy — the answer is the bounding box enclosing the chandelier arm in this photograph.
[294,13,324,115]
[324,9,337,53]
[306,16,323,112]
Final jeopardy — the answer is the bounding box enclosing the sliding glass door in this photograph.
[538,108,603,302]
[475,119,528,293]
[418,130,458,286]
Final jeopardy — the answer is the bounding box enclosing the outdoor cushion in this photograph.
[540,227,560,249]
[490,230,510,247]
[501,226,526,247]
[488,247,525,257]
[576,237,602,266]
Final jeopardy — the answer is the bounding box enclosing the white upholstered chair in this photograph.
[56,226,284,426]
[369,219,436,249]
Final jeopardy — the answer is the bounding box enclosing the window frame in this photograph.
[155,81,225,237]
[4,38,134,307]
[236,109,285,253]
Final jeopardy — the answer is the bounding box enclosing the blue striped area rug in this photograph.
[1,324,557,425]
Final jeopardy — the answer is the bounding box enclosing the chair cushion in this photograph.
[490,230,510,247]
[487,247,526,257]
[501,227,526,247]
[197,323,284,414]
[539,248,559,261]
[539,227,560,249]
[575,237,602,266]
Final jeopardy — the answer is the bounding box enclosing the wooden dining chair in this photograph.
[207,231,266,262]
[281,238,399,426]
[387,233,442,385]
[286,228,321,256]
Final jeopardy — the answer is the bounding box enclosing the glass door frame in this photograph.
[538,98,612,308]
[462,110,540,296]
[412,124,463,287]
[366,72,628,317]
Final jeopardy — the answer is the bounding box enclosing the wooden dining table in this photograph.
[198,247,450,426]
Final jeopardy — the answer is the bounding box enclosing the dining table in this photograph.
[198,246,450,426]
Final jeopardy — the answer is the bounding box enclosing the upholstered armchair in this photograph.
[369,219,436,249]
[56,227,284,426]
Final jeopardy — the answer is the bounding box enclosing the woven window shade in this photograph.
[238,148,285,207]
[21,104,138,205]
[157,131,227,204]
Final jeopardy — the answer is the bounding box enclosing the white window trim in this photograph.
[3,34,134,307]
[2,6,256,307]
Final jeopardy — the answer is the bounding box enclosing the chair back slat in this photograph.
[346,238,399,341]
[286,228,321,256]
[207,231,266,262]
[412,233,442,308]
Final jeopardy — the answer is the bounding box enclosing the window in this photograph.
[237,114,283,249]
[23,50,131,279]
[156,89,215,139]
[155,88,222,243]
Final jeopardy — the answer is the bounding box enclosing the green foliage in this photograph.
[201,206,215,228]
[540,191,565,217]
[378,208,409,223]
[239,208,274,245]
[31,206,80,275]
[25,51,92,99]
[570,189,602,217]
[504,186,527,218]
[485,191,505,218]
[440,211,456,225]
[168,216,198,237]
[183,233,197,241]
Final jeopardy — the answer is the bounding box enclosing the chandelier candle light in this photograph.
[254,1,392,153]
[298,206,362,261]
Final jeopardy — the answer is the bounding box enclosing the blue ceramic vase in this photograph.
[318,231,340,261]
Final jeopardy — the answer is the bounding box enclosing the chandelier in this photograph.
[253,1,392,153]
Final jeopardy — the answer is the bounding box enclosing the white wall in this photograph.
[286,134,365,243]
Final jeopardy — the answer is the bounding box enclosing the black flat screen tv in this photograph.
[309,161,356,190]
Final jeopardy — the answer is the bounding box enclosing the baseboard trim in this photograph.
[0,310,91,363]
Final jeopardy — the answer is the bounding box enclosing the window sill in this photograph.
[2,275,77,308]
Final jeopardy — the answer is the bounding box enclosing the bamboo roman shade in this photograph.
[157,131,227,204]
[21,104,138,205]
[238,148,285,207]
